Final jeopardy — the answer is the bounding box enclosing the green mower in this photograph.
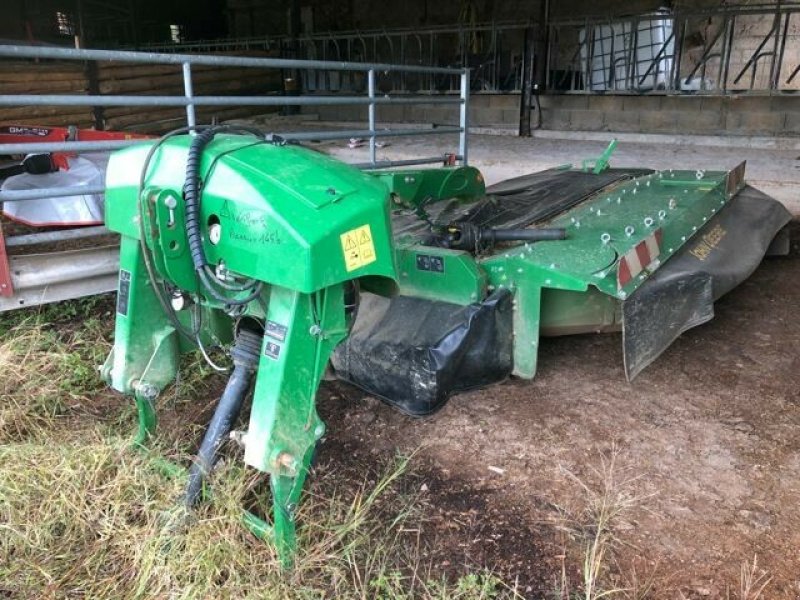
[101,126,791,565]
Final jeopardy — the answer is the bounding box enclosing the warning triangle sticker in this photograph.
[340,224,377,272]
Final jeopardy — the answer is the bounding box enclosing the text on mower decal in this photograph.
[689,224,726,261]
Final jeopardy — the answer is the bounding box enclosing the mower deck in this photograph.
[334,164,792,415]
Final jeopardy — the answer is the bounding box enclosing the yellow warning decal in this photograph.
[340,224,376,272]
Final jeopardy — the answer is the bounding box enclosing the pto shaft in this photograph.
[184,327,262,507]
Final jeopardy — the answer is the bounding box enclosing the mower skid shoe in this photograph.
[623,185,792,380]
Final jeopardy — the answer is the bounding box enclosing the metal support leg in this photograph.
[270,443,315,564]
[242,284,348,567]
[101,236,180,445]
[459,69,469,165]
[182,61,196,128]
[368,69,376,165]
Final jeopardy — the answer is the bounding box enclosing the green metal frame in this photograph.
[102,132,747,566]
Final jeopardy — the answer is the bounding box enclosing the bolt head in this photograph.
[171,294,186,311]
[208,223,222,245]
[276,452,298,475]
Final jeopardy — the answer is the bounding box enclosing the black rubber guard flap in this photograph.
[623,185,792,380]
[332,289,514,416]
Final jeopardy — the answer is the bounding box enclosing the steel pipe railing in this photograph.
[0,43,470,208]
[0,125,464,159]
[0,94,463,107]
[5,226,113,247]
[0,44,464,74]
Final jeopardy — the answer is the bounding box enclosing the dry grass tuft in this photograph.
[550,445,656,600]
[735,555,771,600]
[0,313,111,442]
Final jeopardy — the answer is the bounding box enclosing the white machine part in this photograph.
[1,154,107,226]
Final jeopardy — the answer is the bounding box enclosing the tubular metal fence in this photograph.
[0,43,470,206]
[0,44,470,310]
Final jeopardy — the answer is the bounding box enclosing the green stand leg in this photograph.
[133,390,158,446]
[130,326,179,446]
[242,284,348,568]
[100,236,180,447]
[271,444,315,567]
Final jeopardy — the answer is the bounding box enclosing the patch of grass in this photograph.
[0,293,114,337]
[550,446,656,600]
[0,298,513,599]
[0,310,112,442]
[0,434,509,599]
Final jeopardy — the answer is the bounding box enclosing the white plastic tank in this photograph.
[579,9,674,92]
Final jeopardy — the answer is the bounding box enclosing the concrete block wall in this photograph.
[538,94,800,136]
[305,93,520,128]
[306,92,800,137]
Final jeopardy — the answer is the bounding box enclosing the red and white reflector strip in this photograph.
[617,228,663,290]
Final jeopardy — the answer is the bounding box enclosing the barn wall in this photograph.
[0,55,282,133]
[286,0,800,137]
[303,93,800,137]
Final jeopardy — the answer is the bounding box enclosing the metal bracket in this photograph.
[582,139,618,175]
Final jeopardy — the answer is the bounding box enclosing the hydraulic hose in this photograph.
[183,327,263,507]
[183,128,217,273]
[181,125,268,306]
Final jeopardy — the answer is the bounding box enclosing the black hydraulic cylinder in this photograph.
[183,328,262,507]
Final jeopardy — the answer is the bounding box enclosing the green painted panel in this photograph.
[372,166,486,208]
[394,244,486,305]
[105,136,398,294]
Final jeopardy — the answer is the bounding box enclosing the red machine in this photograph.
[0,125,150,301]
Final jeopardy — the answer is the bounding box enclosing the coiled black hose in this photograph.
[183,128,217,272]
[181,125,267,306]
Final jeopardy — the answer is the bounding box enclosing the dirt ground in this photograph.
[314,221,800,598]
